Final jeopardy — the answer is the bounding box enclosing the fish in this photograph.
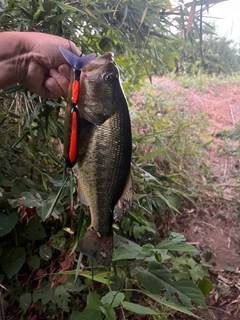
[60,49,132,266]
[77,53,132,266]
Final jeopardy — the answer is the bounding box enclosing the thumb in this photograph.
[44,67,68,98]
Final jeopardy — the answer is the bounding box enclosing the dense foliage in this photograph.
[176,26,240,75]
[0,0,226,319]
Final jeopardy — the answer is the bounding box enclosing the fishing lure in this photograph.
[59,47,96,168]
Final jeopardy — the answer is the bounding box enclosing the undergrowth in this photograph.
[0,81,214,320]
[170,72,240,91]
[131,82,211,195]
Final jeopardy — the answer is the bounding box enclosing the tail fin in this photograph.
[80,228,113,266]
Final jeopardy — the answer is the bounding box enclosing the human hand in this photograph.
[0,32,81,98]
[21,32,81,98]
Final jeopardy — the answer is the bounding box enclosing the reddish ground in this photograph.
[149,78,240,320]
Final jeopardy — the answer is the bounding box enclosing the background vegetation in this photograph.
[176,27,240,75]
[0,0,239,319]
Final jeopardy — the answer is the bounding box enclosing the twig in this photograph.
[230,297,240,305]
[209,305,232,316]
[229,104,236,125]
[198,221,217,230]
[186,242,200,245]
[0,285,7,291]
[223,159,228,177]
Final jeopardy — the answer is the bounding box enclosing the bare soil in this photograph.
[150,78,240,320]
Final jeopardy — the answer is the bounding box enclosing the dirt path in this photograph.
[150,78,240,319]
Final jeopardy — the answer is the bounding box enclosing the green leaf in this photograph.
[142,244,170,262]
[33,8,42,20]
[54,285,69,312]
[49,230,66,250]
[23,217,46,240]
[39,244,52,261]
[21,192,41,207]
[170,278,206,308]
[33,286,52,304]
[27,255,40,269]
[139,268,171,294]
[41,288,54,305]
[38,199,62,220]
[145,293,201,318]
[1,247,26,278]
[167,194,181,210]
[137,148,164,163]
[139,262,206,309]
[63,270,112,285]
[70,311,82,320]
[113,235,147,261]
[187,260,209,281]
[157,239,198,252]
[198,278,213,296]
[121,301,157,315]
[87,292,101,309]
[20,293,32,313]
[99,305,116,320]
[0,212,18,237]
[224,266,235,272]
[62,275,86,293]
[101,291,125,308]
[74,308,102,320]
[53,1,82,12]
[43,175,68,220]
[171,256,209,281]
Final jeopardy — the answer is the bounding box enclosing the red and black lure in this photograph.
[65,69,80,168]
[59,47,95,168]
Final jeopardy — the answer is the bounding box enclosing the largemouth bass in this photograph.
[60,49,132,266]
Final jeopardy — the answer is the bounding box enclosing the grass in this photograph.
[169,72,240,91]
[130,77,211,195]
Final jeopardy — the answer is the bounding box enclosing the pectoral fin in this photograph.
[114,172,133,221]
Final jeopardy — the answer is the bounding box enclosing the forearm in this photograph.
[0,32,30,88]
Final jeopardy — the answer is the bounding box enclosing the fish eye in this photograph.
[103,72,115,81]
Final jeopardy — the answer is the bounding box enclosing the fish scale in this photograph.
[78,109,131,237]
